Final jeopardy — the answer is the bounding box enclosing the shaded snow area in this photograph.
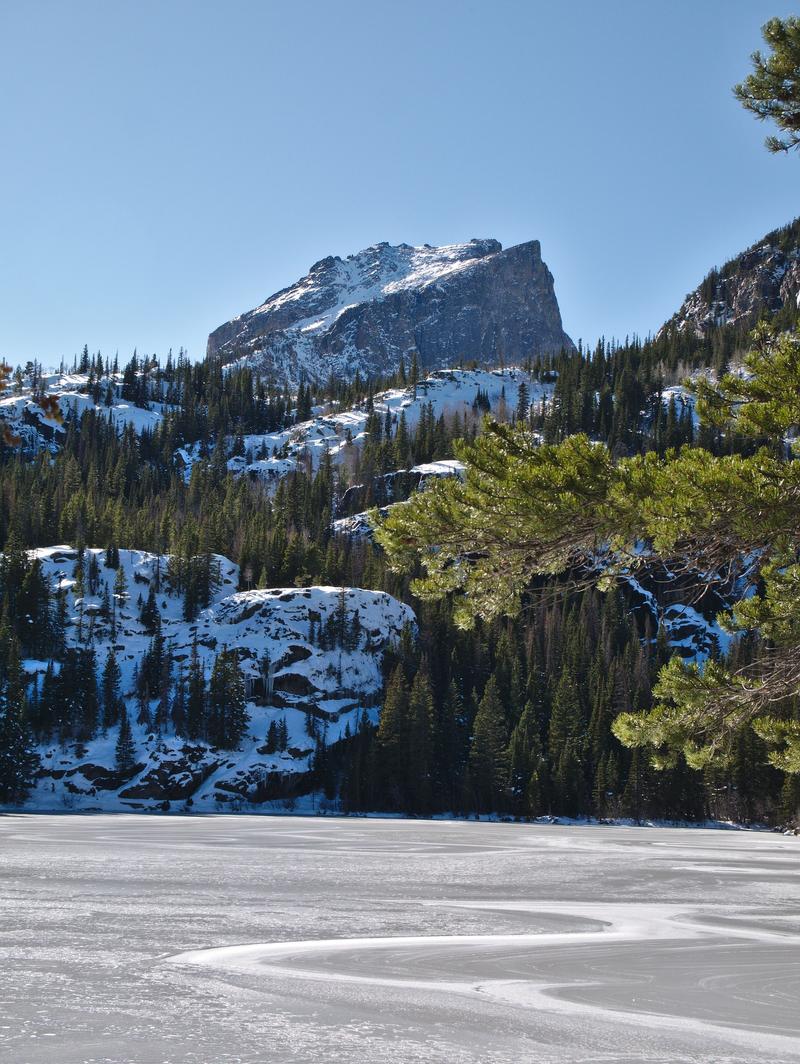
[623,571,733,662]
[331,459,466,538]
[1,815,798,1064]
[180,366,550,484]
[23,547,414,813]
[660,383,701,429]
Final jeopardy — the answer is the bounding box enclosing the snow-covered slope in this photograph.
[2,364,551,487]
[207,238,573,384]
[23,547,414,812]
[180,366,552,484]
[0,371,166,452]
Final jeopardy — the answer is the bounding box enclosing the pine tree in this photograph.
[735,16,800,153]
[467,677,509,813]
[139,585,159,634]
[264,718,279,754]
[0,635,39,804]
[115,707,136,772]
[407,667,436,813]
[170,667,188,737]
[113,564,129,611]
[101,648,122,729]
[207,650,248,749]
[186,642,206,740]
[516,380,530,424]
[507,700,544,816]
[375,664,410,810]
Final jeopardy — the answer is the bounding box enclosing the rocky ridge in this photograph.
[207,238,573,384]
[664,217,800,337]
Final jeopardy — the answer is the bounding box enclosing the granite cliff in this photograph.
[207,238,573,384]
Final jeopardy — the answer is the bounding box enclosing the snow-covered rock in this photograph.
[0,372,166,453]
[23,547,415,813]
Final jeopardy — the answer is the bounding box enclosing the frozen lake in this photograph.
[1,815,799,1063]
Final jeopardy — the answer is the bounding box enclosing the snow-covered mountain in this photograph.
[24,547,414,812]
[207,238,574,384]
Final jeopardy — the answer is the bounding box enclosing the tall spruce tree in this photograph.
[207,650,248,749]
[407,666,436,813]
[0,634,39,804]
[115,707,136,772]
[467,677,509,813]
[375,664,411,810]
[507,700,544,816]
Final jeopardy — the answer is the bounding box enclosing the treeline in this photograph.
[316,583,791,824]
[1,311,798,819]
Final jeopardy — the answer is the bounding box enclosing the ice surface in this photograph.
[0,815,798,1063]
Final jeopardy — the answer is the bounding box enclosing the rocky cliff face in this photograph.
[207,239,573,384]
[664,218,800,336]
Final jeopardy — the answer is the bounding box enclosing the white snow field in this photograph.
[0,816,798,1064]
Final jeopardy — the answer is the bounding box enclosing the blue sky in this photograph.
[1,0,798,366]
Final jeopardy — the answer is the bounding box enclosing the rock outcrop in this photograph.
[664,217,800,336]
[23,547,415,813]
[207,239,573,384]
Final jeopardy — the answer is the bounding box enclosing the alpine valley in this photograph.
[1,226,799,825]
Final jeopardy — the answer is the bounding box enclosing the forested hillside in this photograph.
[2,219,800,823]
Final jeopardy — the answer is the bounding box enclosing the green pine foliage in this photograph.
[379,325,800,790]
[467,677,509,812]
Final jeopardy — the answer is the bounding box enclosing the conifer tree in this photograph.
[735,16,800,153]
[101,648,123,729]
[407,666,436,812]
[467,677,509,812]
[113,564,129,611]
[170,667,188,737]
[264,718,279,754]
[139,585,159,634]
[115,707,136,772]
[508,700,544,816]
[186,642,206,740]
[375,663,410,809]
[207,649,248,749]
[0,635,39,804]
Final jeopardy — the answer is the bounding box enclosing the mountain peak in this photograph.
[208,238,572,384]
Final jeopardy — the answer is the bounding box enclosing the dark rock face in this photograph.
[207,239,573,383]
[664,218,800,336]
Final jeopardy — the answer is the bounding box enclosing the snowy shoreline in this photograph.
[0,803,790,833]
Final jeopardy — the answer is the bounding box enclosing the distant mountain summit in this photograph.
[664,217,800,337]
[207,238,573,383]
